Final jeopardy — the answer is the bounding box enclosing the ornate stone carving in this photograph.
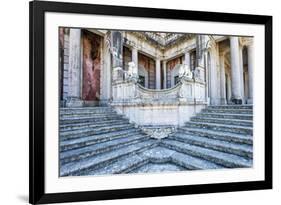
[112,67,123,82]
[136,83,181,100]
[178,64,193,79]
[124,61,139,82]
[140,126,176,139]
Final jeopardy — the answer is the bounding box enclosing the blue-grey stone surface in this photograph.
[59,105,253,177]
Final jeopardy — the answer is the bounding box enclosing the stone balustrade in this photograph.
[111,67,207,127]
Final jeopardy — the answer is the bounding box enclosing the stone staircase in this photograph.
[161,105,253,169]
[59,106,157,176]
[60,105,253,177]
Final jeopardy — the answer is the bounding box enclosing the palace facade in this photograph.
[59,28,253,127]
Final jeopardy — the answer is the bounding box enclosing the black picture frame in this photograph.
[29,1,272,204]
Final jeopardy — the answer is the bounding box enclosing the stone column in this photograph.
[100,32,112,105]
[230,37,242,104]
[184,51,190,68]
[111,31,123,82]
[67,28,82,107]
[247,43,254,104]
[219,54,226,104]
[132,47,138,68]
[196,35,205,68]
[195,35,206,82]
[156,59,161,89]
[239,46,245,103]
[226,74,232,103]
[162,60,167,89]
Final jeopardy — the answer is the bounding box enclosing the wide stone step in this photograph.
[60,140,157,176]
[60,119,130,132]
[198,113,253,120]
[60,111,118,117]
[190,116,253,127]
[129,162,186,173]
[60,113,121,120]
[202,108,252,114]
[207,105,253,109]
[60,107,112,112]
[60,134,148,164]
[59,109,116,115]
[170,151,224,170]
[60,116,126,125]
[178,127,252,145]
[85,154,148,175]
[137,146,223,170]
[169,133,252,158]
[60,109,115,116]
[184,121,253,135]
[60,124,136,141]
[60,129,142,151]
[161,139,252,168]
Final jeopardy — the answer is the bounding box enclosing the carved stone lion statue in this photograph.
[125,61,138,82]
[179,64,192,79]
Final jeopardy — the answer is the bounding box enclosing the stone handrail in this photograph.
[112,63,206,104]
[136,81,183,99]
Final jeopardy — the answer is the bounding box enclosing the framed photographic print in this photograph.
[29,0,272,204]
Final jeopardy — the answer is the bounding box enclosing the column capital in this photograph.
[184,48,191,54]
[241,37,254,47]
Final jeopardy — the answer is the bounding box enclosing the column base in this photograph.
[247,98,253,105]
[65,97,83,107]
[210,98,221,105]
[99,99,111,106]
[230,98,243,105]
[220,98,227,105]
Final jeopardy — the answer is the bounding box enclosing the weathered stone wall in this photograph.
[82,30,101,101]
